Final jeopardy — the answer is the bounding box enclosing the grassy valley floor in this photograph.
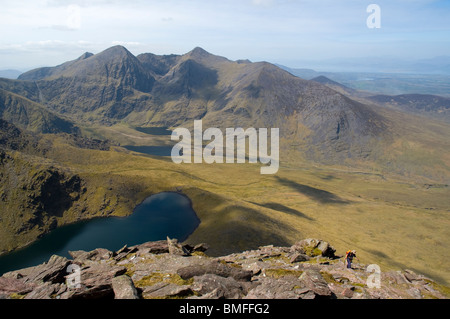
[46,124,450,287]
[1,122,448,288]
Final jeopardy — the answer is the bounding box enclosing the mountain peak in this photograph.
[311,75,342,86]
[97,45,133,59]
[76,52,94,61]
[185,47,222,61]
[311,75,354,93]
[184,47,229,65]
[106,45,129,52]
[189,47,210,57]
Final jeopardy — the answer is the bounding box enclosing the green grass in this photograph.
[52,128,450,286]
[424,279,450,298]
[320,272,341,284]
[2,122,449,288]
[135,272,194,288]
[264,269,304,279]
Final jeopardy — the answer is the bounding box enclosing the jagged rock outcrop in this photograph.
[290,238,336,258]
[0,238,448,299]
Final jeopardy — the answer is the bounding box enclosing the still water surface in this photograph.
[0,192,200,275]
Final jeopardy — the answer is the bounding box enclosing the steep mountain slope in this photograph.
[0,120,82,252]
[311,75,358,96]
[18,46,155,121]
[367,93,450,123]
[0,120,142,254]
[137,52,181,77]
[0,89,78,134]
[18,52,93,81]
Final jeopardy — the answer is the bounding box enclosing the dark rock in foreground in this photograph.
[0,238,448,299]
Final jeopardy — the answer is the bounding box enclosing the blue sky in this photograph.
[0,0,449,70]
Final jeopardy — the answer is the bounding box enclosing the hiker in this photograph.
[344,250,357,269]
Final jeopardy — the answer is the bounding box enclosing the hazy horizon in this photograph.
[0,0,449,72]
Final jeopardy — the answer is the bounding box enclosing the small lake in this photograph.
[123,145,174,157]
[135,126,172,136]
[0,192,200,275]
[124,126,175,156]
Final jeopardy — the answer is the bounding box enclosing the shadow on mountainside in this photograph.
[250,202,315,221]
[275,177,350,205]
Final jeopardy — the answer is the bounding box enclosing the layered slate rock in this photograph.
[68,264,127,299]
[191,274,251,299]
[2,255,70,284]
[0,238,448,299]
[290,238,336,258]
[177,260,253,282]
[0,277,36,297]
[298,270,333,298]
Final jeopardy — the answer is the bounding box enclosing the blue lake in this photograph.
[124,126,175,156]
[0,192,200,275]
[123,145,174,157]
[134,126,172,136]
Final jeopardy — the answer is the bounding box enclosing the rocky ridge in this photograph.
[0,238,448,300]
[3,46,391,164]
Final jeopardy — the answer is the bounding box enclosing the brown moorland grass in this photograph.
[44,129,450,286]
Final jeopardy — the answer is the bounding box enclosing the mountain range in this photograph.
[1,46,450,287]
[1,45,393,164]
[0,45,448,175]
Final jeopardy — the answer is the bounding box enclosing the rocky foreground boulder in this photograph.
[0,238,448,299]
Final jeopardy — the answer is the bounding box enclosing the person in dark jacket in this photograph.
[345,250,357,269]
